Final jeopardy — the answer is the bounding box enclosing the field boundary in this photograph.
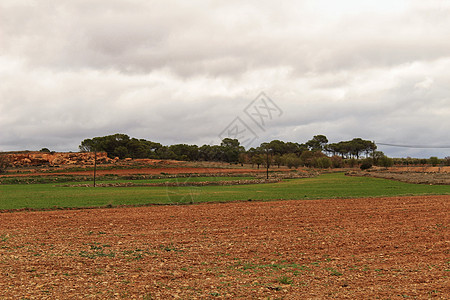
[347,170,450,185]
[61,178,282,188]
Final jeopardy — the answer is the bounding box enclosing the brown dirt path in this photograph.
[0,195,449,299]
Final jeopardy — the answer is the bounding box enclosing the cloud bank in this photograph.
[1,0,449,157]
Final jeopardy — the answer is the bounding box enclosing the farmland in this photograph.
[0,172,449,210]
[0,162,449,299]
[0,195,449,299]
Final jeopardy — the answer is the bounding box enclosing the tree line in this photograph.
[79,133,397,169]
[0,134,446,174]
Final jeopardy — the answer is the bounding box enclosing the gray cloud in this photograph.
[1,0,449,157]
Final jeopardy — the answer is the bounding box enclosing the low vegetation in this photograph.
[0,154,10,174]
[0,173,449,211]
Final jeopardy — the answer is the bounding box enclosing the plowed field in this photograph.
[3,167,268,177]
[348,166,450,185]
[0,195,449,299]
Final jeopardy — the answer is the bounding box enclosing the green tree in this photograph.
[198,145,213,161]
[372,151,385,166]
[267,140,288,155]
[251,154,264,169]
[306,135,328,152]
[282,153,301,169]
[300,150,328,167]
[79,133,130,157]
[127,138,149,158]
[286,142,307,155]
[156,146,177,160]
[273,154,283,168]
[348,138,366,159]
[221,138,245,163]
[79,134,165,159]
[169,144,199,161]
[378,155,393,167]
[429,156,440,166]
[238,153,248,166]
[327,141,351,158]
[300,151,315,167]
[113,146,129,159]
[327,139,375,159]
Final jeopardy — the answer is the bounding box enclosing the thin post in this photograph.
[93,151,97,187]
[266,147,269,179]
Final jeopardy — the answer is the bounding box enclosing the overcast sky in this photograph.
[1,0,449,157]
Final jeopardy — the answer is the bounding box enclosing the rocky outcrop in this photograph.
[4,152,113,166]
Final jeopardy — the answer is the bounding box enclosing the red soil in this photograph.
[0,195,448,299]
[1,167,269,177]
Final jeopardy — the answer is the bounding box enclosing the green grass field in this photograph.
[0,173,449,210]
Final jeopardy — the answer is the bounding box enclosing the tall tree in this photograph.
[220,138,245,163]
[306,135,328,152]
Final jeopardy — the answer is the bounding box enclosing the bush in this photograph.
[360,162,372,170]
[282,153,302,169]
[299,151,315,167]
[429,156,440,166]
[419,158,428,165]
[313,157,331,168]
[346,158,357,168]
[444,157,450,166]
[330,155,343,168]
[0,155,10,174]
[378,156,393,167]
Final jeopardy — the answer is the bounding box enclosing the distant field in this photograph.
[1,173,449,210]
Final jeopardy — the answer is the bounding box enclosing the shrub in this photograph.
[419,158,428,165]
[346,158,357,168]
[360,162,372,170]
[299,151,315,167]
[301,151,328,168]
[429,156,440,166]
[330,155,343,168]
[444,157,450,166]
[0,155,10,174]
[282,153,302,169]
[313,157,332,168]
[378,156,393,167]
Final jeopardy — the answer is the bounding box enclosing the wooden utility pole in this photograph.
[93,151,97,187]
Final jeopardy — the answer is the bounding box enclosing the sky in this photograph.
[1,0,449,158]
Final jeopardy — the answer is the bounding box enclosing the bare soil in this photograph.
[2,159,294,178]
[1,195,449,299]
[23,167,267,177]
[349,166,450,185]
